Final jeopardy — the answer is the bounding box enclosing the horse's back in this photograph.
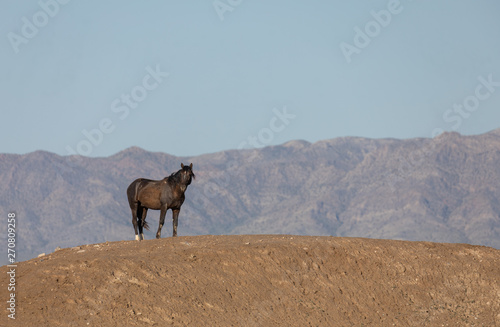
[127,177,166,209]
[127,178,153,203]
[127,178,141,205]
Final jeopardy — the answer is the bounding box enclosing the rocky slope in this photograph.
[1,129,500,263]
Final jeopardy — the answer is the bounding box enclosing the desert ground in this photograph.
[1,235,499,326]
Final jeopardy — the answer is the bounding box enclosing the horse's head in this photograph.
[180,163,195,185]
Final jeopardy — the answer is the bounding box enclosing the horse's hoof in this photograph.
[135,235,140,241]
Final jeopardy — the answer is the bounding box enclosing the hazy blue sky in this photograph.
[1,0,499,157]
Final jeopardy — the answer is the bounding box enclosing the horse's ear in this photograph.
[181,163,185,168]
[189,163,193,169]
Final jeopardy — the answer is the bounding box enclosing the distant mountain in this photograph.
[1,129,500,264]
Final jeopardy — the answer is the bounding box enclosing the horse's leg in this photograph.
[172,209,180,237]
[140,207,148,240]
[137,205,144,241]
[156,207,167,239]
[130,203,140,241]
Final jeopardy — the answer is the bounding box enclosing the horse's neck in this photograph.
[169,179,188,193]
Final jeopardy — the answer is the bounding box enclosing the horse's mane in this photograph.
[166,169,182,184]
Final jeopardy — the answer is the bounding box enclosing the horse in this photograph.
[126,163,195,241]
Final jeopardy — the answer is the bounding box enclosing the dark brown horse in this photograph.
[126,163,195,241]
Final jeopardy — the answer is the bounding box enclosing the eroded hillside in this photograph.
[2,130,500,264]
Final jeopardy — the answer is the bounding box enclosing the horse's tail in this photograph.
[143,220,150,231]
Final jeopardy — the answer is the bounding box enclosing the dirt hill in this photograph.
[1,235,498,326]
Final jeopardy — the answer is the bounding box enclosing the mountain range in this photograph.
[1,129,500,264]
